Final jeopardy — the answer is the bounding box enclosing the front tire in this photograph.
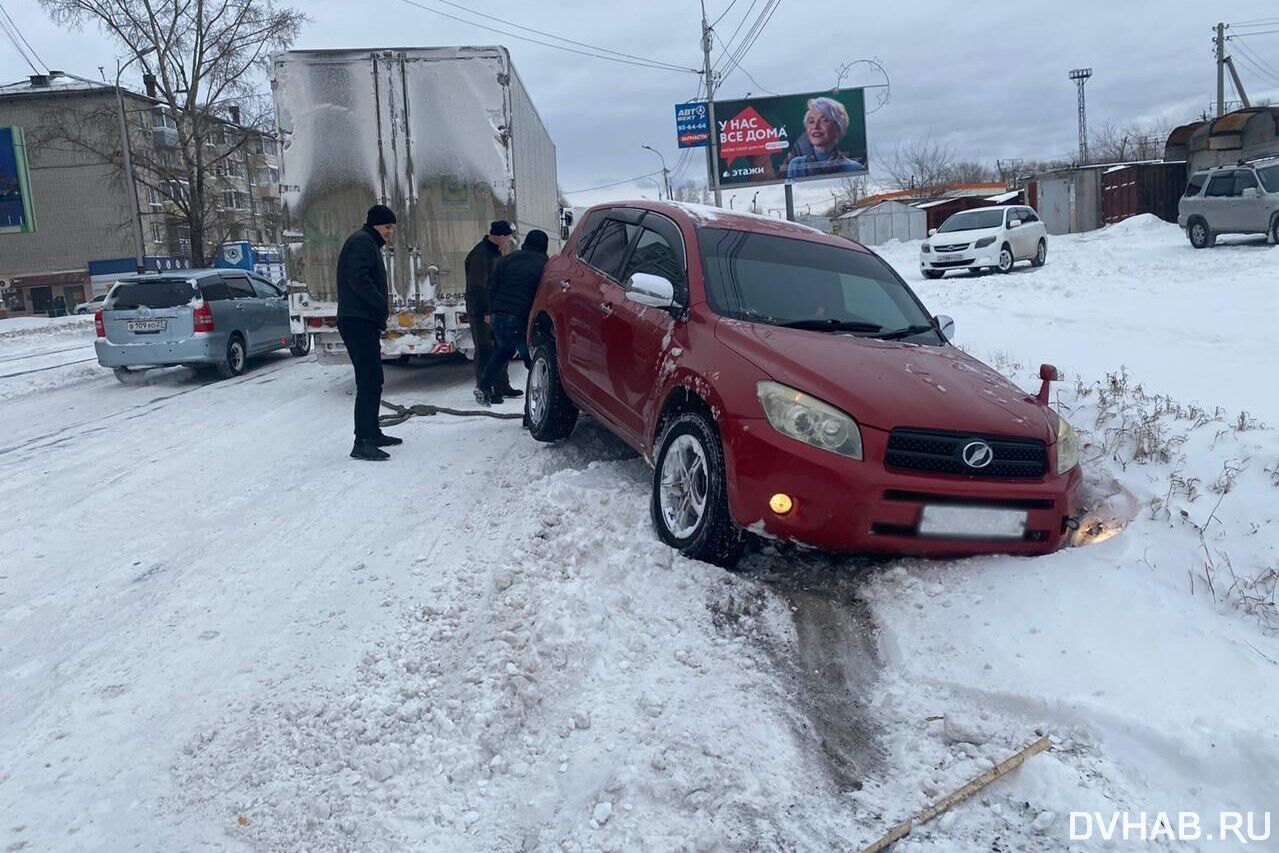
[1188,218,1215,249]
[525,339,578,442]
[217,334,247,379]
[1031,238,1047,267]
[651,412,744,568]
[997,243,1015,273]
[1271,216,1279,245]
[289,333,311,357]
[922,269,944,280]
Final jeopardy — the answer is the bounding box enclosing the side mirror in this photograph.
[1241,186,1259,199]
[1036,362,1061,404]
[626,272,675,309]
[1008,219,1022,228]
[561,225,571,241]
[928,228,937,237]
[563,210,574,226]
[934,314,955,342]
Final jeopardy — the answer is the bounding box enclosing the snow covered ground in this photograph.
[1,218,1276,851]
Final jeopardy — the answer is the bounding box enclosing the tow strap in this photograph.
[378,399,524,426]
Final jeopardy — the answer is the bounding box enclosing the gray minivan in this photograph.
[94,269,306,383]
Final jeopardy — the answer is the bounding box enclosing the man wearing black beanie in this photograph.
[336,204,400,461]
[475,229,550,405]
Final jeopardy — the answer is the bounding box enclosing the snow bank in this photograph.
[0,315,93,335]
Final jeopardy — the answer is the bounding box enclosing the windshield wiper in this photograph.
[777,318,883,333]
[872,324,936,341]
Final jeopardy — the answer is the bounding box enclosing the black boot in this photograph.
[496,385,523,399]
[473,387,494,407]
[373,432,403,447]
[350,439,390,461]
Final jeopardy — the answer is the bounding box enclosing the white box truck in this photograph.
[269,47,561,361]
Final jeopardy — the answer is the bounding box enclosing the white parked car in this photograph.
[919,205,1049,279]
[74,293,108,314]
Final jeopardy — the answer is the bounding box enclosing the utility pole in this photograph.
[700,1,722,207]
[1216,22,1226,117]
[1069,68,1092,165]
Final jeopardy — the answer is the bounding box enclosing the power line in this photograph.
[716,0,772,73]
[714,0,760,64]
[0,4,42,74]
[1232,35,1279,80]
[0,2,46,71]
[1228,28,1279,37]
[396,0,700,74]
[712,32,778,95]
[711,0,741,27]
[563,170,662,194]
[1229,17,1279,26]
[718,0,781,83]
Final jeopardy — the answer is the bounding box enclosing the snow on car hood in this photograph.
[715,318,1057,440]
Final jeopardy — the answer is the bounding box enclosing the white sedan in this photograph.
[920,205,1048,279]
[74,293,108,314]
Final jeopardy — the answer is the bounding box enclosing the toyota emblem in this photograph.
[961,440,994,469]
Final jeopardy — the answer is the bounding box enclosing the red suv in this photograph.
[525,202,1083,566]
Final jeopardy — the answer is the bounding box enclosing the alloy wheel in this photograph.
[659,434,709,539]
[528,355,549,426]
[998,247,1013,272]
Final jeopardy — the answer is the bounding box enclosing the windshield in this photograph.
[1259,165,1279,193]
[103,279,196,310]
[697,228,939,343]
[938,209,1005,232]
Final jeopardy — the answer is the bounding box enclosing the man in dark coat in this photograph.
[464,220,517,398]
[475,229,549,406]
[336,204,400,461]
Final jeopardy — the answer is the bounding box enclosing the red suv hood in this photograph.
[715,319,1057,441]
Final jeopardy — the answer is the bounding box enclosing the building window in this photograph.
[151,222,165,244]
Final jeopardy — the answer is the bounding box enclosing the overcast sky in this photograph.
[4,0,1279,215]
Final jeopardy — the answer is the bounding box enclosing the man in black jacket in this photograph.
[337,204,400,461]
[464,220,518,398]
[475,229,549,406]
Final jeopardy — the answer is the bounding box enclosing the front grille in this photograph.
[885,428,1048,479]
[933,243,969,252]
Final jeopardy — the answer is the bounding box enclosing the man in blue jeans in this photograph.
[474,229,549,406]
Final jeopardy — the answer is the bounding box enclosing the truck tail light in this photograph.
[94,309,105,337]
[193,301,215,333]
[306,317,325,329]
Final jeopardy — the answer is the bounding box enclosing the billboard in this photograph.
[712,89,867,188]
[674,101,709,148]
[0,126,36,233]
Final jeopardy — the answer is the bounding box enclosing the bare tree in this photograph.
[945,160,994,185]
[670,180,712,205]
[880,135,955,196]
[825,174,871,216]
[1089,120,1173,164]
[40,0,304,265]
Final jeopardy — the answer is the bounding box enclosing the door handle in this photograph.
[599,302,613,315]
[560,280,571,292]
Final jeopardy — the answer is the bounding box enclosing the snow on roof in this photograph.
[663,201,825,233]
[914,199,949,209]
[0,74,115,97]
[985,191,1020,203]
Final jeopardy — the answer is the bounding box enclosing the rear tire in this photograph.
[1031,238,1047,267]
[1188,217,1215,249]
[289,333,311,357]
[651,411,744,568]
[922,269,944,280]
[525,339,578,442]
[113,367,147,385]
[383,354,411,366]
[217,334,247,379]
[1271,216,1279,245]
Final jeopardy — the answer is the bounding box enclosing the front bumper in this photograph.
[94,336,222,368]
[722,417,1083,556]
[920,249,998,272]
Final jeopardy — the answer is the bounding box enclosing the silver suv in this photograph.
[94,269,302,383]
[1178,159,1279,248]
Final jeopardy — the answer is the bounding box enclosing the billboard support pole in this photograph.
[784,183,795,222]
[701,2,722,207]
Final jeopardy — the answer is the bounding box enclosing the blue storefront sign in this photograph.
[675,101,709,149]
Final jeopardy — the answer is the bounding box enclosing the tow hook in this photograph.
[1062,511,1085,533]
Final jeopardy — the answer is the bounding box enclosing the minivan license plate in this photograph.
[918,506,1027,539]
[127,319,166,333]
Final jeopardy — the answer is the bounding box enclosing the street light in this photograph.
[641,144,671,200]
